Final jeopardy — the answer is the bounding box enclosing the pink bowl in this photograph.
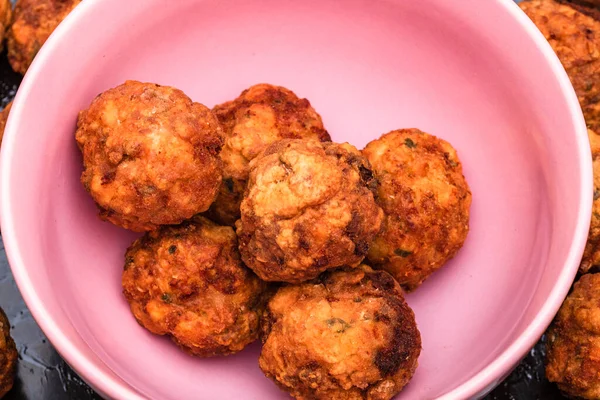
[0,0,592,398]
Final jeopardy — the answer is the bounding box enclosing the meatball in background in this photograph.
[0,307,16,398]
[8,0,81,75]
[76,80,223,232]
[260,265,421,400]
[0,0,11,53]
[122,216,268,357]
[546,273,600,399]
[206,84,331,226]
[364,129,471,292]
[237,139,383,283]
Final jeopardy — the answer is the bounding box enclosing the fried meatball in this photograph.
[580,129,600,274]
[122,216,267,357]
[237,139,383,283]
[0,307,16,398]
[260,265,421,400]
[0,0,11,53]
[7,0,81,75]
[363,129,471,292]
[0,101,11,147]
[76,80,223,232]
[206,84,331,226]
[546,273,600,399]
[519,0,600,110]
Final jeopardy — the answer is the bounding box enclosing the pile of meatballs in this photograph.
[72,79,472,399]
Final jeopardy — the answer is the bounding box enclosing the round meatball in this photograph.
[519,0,600,110]
[0,0,11,53]
[8,0,81,75]
[546,273,600,399]
[206,84,331,226]
[122,216,268,357]
[0,101,12,146]
[581,129,600,274]
[237,139,383,283]
[0,307,16,398]
[260,265,421,400]
[76,80,223,232]
[363,129,471,292]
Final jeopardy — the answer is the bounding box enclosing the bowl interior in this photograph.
[2,0,590,399]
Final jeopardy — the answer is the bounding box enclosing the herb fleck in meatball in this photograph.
[76,80,223,232]
[122,216,268,357]
[363,129,471,292]
[206,84,331,226]
[260,265,421,400]
[546,273,600,399]
[0,307,16,398]
[8,0,81,75]
[237,139,383,283]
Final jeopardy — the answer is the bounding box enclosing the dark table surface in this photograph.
[0,8,568,397]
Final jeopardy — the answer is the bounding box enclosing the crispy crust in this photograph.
[546,273,600,399]
[259,265,421,400]
[237,139,383,283]
[0,0,11,53]
[76,80,223,232]
[581,129,600,274]
[363,129,471,292]
[206,84,331,226]
[0,101,12,147]
[0,307,16,398]
[122,216,268,357]
[8,0,81,75]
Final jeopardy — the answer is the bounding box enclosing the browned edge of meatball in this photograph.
[0,307,17,398]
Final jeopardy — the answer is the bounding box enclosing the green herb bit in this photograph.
[326,318,350,333]
[161,293,172,304]
[404,138,416,148]
[394,248,412,257]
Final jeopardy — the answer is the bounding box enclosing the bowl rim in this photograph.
[0,0,592,399]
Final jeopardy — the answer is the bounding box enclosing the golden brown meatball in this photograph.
[0,101,11,147]
[580,129,600,274]
[0,307,16,398]
[76,80,223,232]
[0,0,11,53]
[363,129,471,292]
[546,273,600,399]
[122,216,268,357]
[7,0,81,75]
[260,265,421,400]
[237,139,383,283]
[519,0,600,110]
[205,84,331,226]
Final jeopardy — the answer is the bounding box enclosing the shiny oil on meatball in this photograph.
[122,216,268,357]
[76,80,223,232]
[0,307,16,398]
[259,265,421,400]
[363,129,471,292]
[206,84,331,226]
[546,273,600,399]
[8,0,81,75]
[237,139,383,283]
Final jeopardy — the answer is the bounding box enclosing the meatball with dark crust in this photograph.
[76,80,223,232]
[0,0,11,53]
[122,216,268,357]
[363,129,472,292]
[580,129,600,274]
[8,0,81,75]
[546,273,600,399]
[0,307,16,398]
[206,84,331,226]
[0,102,11,147]
[519,0,600,109]
[260,265,421,400]
[237,139,383,283]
